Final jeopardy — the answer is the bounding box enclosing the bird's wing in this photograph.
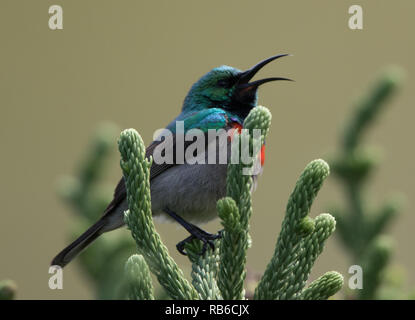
[102,137,177,217]
[103,109,241,217]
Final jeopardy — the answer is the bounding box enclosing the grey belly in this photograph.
[150,162,228,224]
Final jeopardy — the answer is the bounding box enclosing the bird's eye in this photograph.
[217,79,229,88]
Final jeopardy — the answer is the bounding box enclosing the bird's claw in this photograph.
[176,230,222,256]
[176,235,194,255]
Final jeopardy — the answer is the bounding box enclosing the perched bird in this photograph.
[52,54,291,267]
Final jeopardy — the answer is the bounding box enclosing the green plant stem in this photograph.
[186,240,222,300]
[254,159,331,300]
[119,128,199,300]
[125,254,154,300]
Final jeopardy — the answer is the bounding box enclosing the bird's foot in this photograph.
[164,207,222,256]
[176,228,222,256]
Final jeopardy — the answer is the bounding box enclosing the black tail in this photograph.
[51,218,106,268]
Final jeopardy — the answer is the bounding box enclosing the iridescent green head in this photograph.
[182,54,292,119]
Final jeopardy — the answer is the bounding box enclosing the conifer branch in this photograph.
[330,67,404,299]
[217,106,271,300]
[119,129,199,300]
[284,213,337,299]
[358,236,392,300]
[300,271,344,300]
[125,254,154,300]
[185,240,222,300]
[58,123,135,299]
[254,159,335,300]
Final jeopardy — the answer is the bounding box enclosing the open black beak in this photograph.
[234,54,293,102]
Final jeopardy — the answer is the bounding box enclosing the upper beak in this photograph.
[235,54,293,100]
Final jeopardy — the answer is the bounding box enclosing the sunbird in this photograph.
[52,54,292,267]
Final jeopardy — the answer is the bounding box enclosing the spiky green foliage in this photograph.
[119,128,199,300]
[125,254,154,300]
[58,123,121,221]
[0,280,17,300]
[287,214,336,299]
[254,160,340,300]
[359,237,392,300]
[300,272,344,300]
[217,106,272,300]
[58,123,135,299]
[120,106,342,300]
[216,197,247,300]
[342,68,402,153]
[330,67,404,299]
[185,240,222,300]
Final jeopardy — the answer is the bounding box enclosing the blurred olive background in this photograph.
[0,0,413,299]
